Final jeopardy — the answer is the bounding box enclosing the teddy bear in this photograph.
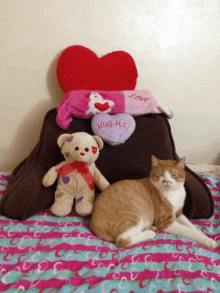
[42,132,110,217]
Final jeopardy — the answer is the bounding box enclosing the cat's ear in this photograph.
[151,155,160,166]
[176,157,186,168]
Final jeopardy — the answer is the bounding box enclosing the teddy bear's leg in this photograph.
[75,189,95,217]
[51,190,73,217]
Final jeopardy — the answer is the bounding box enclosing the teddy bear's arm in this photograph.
[42,161,65,187]
[94,167,110,191]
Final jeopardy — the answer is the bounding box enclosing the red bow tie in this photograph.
[56,161,95,190]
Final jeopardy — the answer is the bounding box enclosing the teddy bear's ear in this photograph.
[93,135,104,150]
[57,134,71,148]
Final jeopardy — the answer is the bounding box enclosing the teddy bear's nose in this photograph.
[80,153,85,156]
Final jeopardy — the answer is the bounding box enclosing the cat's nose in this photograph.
[163,180,172,186]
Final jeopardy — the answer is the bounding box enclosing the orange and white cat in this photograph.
[90,156,217,249]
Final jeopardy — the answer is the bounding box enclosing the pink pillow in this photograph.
[56,90,173,129]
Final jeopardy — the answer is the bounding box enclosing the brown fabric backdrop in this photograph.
[0,109,214,221]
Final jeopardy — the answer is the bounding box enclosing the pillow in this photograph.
[56,90,173,129]
[91,113,136,145]
[57,45,138,92]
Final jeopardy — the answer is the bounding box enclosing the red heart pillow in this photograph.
[57,45,138,93]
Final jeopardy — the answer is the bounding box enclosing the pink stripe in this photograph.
[7,217,220,228]
[0,243,114,254]
[0,217,219,228]
[0,183,7,187]
[0,217,218,228]
[212,196,220,201]
[0,238,218,255]
[0,230,217,242]
[0,174,10,181]
[209,187,220,191]
[1,252,219,275]
[214,214,220,220]
[0,270,219,291]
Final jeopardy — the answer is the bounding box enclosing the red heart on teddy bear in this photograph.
[57,45,138,93]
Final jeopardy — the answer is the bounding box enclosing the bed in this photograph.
[0,170,219,293]
[1,45,219,292]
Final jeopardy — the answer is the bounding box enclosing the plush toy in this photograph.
[57,45,138,93]
[42,132,110,217]
[56,90,173,129]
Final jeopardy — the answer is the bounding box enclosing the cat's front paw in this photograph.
[145,230,156,239]
[202,237,217,249]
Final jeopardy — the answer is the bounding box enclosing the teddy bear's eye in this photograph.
[85,148,89,152]
[75,147,79,151]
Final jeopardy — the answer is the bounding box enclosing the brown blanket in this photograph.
[0,109,214,221]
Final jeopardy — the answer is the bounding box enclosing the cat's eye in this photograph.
[75,147,79,151]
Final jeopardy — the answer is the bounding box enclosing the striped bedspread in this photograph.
[0,173,219,293]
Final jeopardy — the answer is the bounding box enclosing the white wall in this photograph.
[0,0,220,171]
